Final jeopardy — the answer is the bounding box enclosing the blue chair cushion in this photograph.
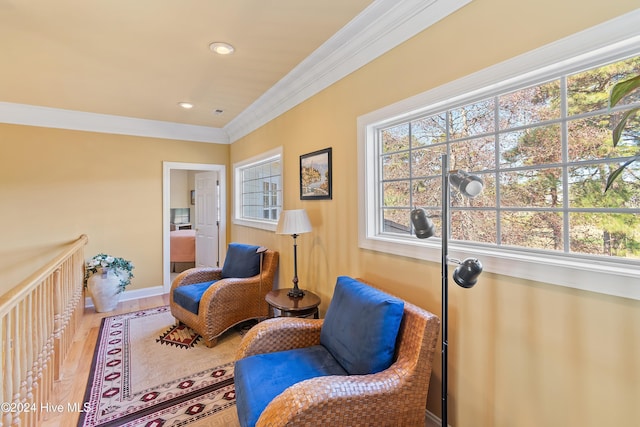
[235,345,347,427]
[319,276,405,375]
[221,243,261,279]
[172,280,216,314]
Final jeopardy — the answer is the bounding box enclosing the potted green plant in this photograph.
[85,253,135,312]
[606,74,640,191]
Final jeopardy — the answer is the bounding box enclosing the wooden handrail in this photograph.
[0,234,88,426]
[0,234,88,314]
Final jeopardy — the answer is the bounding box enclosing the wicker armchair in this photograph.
[170,244,278,347]
[234,277,441,427]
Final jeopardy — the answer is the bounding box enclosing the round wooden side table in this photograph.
[265,288,321,319]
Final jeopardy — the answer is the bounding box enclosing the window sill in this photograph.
[233,217,277,232]
[359,234,640,301]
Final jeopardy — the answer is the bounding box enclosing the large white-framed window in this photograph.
[358,12,640,300]
[233,147,283,231]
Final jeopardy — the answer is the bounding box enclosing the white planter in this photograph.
[87,268,123,312]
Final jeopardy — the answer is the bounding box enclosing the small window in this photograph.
[233,147,283,230]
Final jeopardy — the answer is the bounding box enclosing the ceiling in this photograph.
[0,0,471,142]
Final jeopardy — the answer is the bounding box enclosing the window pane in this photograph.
[382,209,411,234]
[567,57,640,116]
[271,160,281,176]
[613,112,640,154]
[569,212,640,258]
[501,211,564,251]
[382,123,410,153]
[569,163,640,209]
[412,177,441,208]
[500,168,563,208]
[451,210,497,244]
[500,124,561,167]
[450,136,495,171]
[411,114,447,147]
[567,114,613,161]
[499,80,561,129]
[568,114,640,162]
[383,181,410,207]
[449,98,495,140]
[411,145,446,178]
[382,152,410,180]
[260,163,271,178]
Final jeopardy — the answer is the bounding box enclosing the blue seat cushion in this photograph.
[172,280,216,314]
[320,276,405,375]
[235,345,347,427]
[221,243,261,279]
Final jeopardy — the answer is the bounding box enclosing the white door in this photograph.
[195,171,219,268]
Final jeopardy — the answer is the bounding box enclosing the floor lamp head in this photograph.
[452,258,483,288]
[449,170,484,198]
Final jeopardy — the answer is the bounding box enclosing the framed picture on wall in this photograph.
[300,147,332,200]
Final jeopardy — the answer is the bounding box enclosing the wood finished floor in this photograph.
[41,293,440,427]
[41,294,170,427]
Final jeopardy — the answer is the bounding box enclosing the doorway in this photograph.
[162,162,226,293]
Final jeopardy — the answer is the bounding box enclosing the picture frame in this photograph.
[300,147,332,200]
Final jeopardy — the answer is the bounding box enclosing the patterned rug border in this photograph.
[78,306,244,427]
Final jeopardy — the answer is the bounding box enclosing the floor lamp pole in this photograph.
[411,155,483,427]
[441,153,450,427]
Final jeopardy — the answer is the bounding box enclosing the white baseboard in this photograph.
[84,285,166,308]
[426,410,444,427]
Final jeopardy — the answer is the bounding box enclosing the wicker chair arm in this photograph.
[256,367,408,427]
[198,275,264,310]
[170,268,222,290]
[236,317,323,359]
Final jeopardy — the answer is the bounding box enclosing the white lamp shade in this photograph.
[276,209,312,235]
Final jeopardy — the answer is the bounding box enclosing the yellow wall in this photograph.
[230,0,640,425]
[0,123,228,296]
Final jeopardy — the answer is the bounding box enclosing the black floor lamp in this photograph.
[411,153,484,427]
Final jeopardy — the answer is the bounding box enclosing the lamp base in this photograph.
[288,287,305,298]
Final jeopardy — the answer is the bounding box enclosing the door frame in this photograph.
[162,161,227,293]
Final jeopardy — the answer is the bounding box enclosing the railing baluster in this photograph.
[0,235,88,427]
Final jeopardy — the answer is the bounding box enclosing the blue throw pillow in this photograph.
[221,243,262,279]
[320,276,404,375]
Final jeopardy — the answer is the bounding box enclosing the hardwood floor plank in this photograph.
[40,294,168,427]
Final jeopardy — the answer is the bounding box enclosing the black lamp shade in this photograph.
[453,258,483,288]
[410,208,436,239]
[449,171,484,198]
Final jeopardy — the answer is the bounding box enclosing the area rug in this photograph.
[78,306,254,427]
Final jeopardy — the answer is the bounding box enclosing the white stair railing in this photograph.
[0,234,88,427]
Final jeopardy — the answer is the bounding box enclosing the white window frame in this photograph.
[233,146,283,231]
[358,11,640,300]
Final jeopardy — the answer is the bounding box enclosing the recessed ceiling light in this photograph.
[178,102,194,109]
[209,42,235,55]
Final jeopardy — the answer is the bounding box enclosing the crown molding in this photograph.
[0,0,471,144]
[0,102,230,143]
[224,0,473,142]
